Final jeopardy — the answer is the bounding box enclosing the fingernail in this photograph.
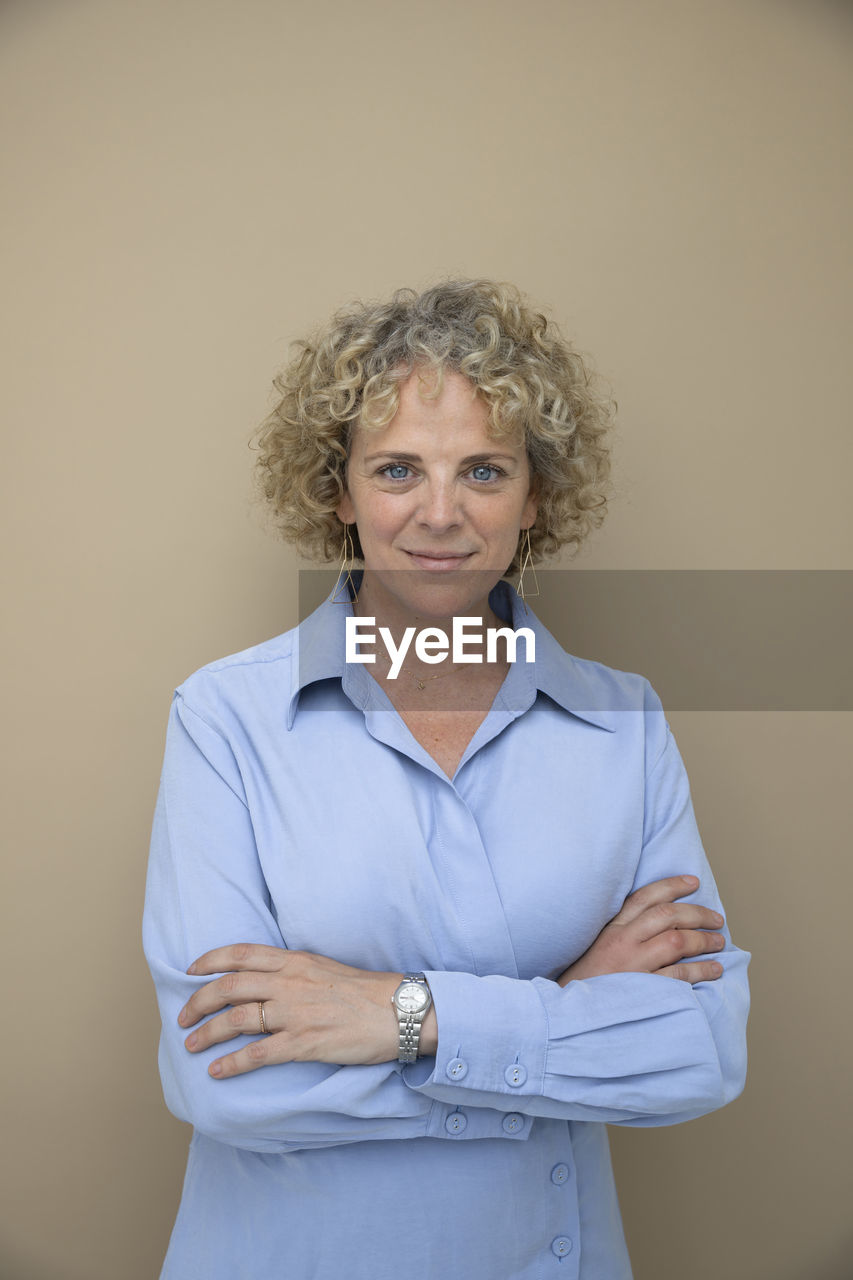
[177,1009,187,1026]
[210,1061,222,1077]
[682,876,698,886]
[187,962,197,975]
[711,962,723,976]
[185,1033,197,1050]
[713,912,724,925]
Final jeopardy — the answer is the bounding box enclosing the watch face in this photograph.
[396,982,428,1013]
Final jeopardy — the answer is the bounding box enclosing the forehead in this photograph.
[397,367,481,413]
[354,367,524,454]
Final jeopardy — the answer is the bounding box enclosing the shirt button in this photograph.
[504,1063,528,1087]
[446,1057,468,1080]
[502,1112,524,1134]
[551,1236,573,1257]
[550,1163,570,1185]
[445,1111,467,1134]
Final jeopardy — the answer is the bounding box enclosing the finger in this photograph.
[184,1001,274,1053]
[656,959,724,984]
[632,901,724,943]
[612,876,701,925]
[179,971,272,1028]
[209,1032,292,1079]
[645,928,726,971]
[187,943,289,977]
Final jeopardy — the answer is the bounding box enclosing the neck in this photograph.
[349,571,509,686]
[353,572,504,636]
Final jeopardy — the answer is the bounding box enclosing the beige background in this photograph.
[2,1,851,1277]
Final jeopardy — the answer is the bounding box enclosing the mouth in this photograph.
[402,550,475,572]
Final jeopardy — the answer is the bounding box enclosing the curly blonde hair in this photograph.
[253,278,613,572]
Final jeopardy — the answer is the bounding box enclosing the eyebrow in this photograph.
[362,451,522,466]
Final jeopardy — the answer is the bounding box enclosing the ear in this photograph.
[520,480,539,531]
[335,492,355,525]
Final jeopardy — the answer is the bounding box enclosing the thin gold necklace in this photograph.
[399,662,467,692]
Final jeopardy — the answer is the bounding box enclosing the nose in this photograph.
[414,478,464,533]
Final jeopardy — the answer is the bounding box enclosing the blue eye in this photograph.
[470,465,500,482]
[383,464,411,480]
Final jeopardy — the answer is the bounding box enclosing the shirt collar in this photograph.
[286,575,618,732]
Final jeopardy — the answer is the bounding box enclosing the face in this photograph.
[336,368,538,624]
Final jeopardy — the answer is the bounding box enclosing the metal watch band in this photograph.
[397,1016,423,1064]
[395,973,430,1064]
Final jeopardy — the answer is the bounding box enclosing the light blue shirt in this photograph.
[143,580,750,1280]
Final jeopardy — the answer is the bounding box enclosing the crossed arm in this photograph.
[146,692,749,1146]
[179,873,728,1080]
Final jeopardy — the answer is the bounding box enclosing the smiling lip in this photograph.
[403,551,474,571]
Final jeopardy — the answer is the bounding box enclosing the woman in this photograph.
[143,279,749,1279]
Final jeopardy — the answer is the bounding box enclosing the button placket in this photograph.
[430,774,521,979]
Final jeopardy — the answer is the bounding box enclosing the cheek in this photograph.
[488,496,533,540]
[354,496,407,543]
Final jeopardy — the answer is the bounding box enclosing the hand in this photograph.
[557,875,726,987]
[178,945,419,1079]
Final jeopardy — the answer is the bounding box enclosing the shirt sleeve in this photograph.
[142,692,533,1154]
[402,719,751,1128]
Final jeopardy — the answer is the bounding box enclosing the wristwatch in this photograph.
[391,973,432,1063]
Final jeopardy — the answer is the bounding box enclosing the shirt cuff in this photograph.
[401,970,549,1113]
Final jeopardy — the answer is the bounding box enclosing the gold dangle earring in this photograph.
[516,528,539,605]
[332,523,359,604]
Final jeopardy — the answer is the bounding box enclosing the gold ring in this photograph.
[258,1001,268,1034]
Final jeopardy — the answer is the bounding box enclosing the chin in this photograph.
[362,563,506,620]
[403,578,500,621]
